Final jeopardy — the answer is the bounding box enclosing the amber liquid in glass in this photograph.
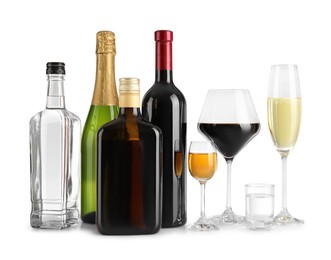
[188,153,217,182]
[175,151,183,178]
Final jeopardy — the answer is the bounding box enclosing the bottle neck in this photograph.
[46,74,65,109]
[119,107,141,117]
[119,92,140,108]
[92,53,118,106]
[155,40,173,83]
[155,70,173,83]
[119,107,141,140]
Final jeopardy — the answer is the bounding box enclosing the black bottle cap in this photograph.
[46,62,65,75]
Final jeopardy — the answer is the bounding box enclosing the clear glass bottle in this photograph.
[97,78,162,235]
[30,62,81,229]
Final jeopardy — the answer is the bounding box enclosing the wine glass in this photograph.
[187,141,219,231]
[268,64,303,225]
[174,139,183,224]
[198,89,260,225]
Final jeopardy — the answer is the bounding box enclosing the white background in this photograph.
[0,0,329,259]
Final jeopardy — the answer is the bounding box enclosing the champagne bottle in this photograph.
[142,30,187,227]
[97,78,162,235]
[81,31,119,224]
[30,62,81,229]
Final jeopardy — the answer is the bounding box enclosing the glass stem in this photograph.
[177,179,181,220]
[226,159,233,209]
[200,182,206,220]
[281,155,288,211]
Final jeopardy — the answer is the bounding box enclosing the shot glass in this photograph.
[245,184,274,230]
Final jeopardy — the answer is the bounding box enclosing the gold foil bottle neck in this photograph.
[119,78,140,108]
[96,31,116,54]
[91,31,118,106]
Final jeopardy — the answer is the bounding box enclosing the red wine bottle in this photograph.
[142,30,187,227]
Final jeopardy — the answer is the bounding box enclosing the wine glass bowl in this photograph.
[268,97,301,156]
[198,89,260,225]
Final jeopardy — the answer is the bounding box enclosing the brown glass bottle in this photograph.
[97,78,162,235]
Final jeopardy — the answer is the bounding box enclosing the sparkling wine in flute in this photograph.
[268,98,301,155]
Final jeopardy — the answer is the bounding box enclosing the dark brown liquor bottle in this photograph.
[97,78,162,235]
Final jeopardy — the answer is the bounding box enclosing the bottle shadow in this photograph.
[79,222,99,235]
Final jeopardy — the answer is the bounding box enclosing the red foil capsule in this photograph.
[155,30,173,70]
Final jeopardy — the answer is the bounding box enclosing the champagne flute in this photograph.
[174,140,183,224]
[198,89,260,225]
[187,141,219,231]
[268,64,303,225]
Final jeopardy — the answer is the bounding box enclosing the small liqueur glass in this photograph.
[187,141,219,231]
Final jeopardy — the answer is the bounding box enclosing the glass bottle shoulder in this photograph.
[98,114,162,139]
[137,115,163,138]
[30,108,80,127]
[143,82,186,108]
[83,105,119,130]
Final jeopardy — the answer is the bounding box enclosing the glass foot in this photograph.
[186,218,219,232]
[209,208,244,225]
[273,209,304,225]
